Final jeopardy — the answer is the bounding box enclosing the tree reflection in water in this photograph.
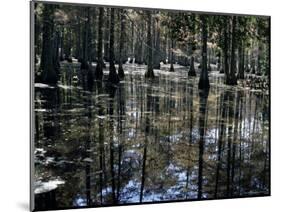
[34,64,270,210]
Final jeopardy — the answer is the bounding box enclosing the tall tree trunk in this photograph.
[104,9,110,62]
[229,16,238,85]
[108,8,120,84]
[188,56,196,76]
[198,15,210,90]
[257,41,263,76]
[91,8,97,62]
[81,8,90,69]
[64,27,72,61]
[208,48,212,72]
[188,17,196,76]
[53,30,60,74]
[153,16,161,69]
[169,39,175,72]
[145,11,154,78]
[95,8,104,80]
[75,16,81,60]
[131,20,135,60]
[135,21,144,64]
[237,40,245,79]
[59,27,64,61]
[41,4,58,84]
[223,17,230,82]
[118,9,125,78]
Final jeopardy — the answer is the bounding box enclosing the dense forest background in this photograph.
[34,3,270,90]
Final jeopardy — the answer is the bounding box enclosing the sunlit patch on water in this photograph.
[35,179,65,194]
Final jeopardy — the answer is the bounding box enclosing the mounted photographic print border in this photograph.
[30,0,271,211]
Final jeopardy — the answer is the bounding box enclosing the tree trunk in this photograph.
[118,9,125,79]
[41,4,58,84]
[81,8,90,69]
[237,40,245,79]
[108,8,120,84]
[208,48,212,72]
[223,17,231,82]
[198,15,210,90]
[53,30,60,73]
[153,16,161,69]
[95,8,104,80]
[188,56,196,76]
[59,27,64,61]
[257,41,263,76]
[169,39,175,72]
[131,21,135,60]
[104,9,110,62]
[145,11,154,78]
[91,8,97,62]
[75,16,81,60]
[229,16,238,85]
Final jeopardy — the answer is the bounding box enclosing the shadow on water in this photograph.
[34,63,270,210]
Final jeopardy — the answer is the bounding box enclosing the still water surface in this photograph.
[34,63,270,210]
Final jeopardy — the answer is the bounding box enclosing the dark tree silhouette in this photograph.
[118,9,126,79]
[229,16,238,85]
[95,8,104,80]
[198,15,210,90]
[41,4,58,84]
[108,8,120,84]
[145,11,155,78]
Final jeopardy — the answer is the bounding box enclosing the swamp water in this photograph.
[34,63,270,210]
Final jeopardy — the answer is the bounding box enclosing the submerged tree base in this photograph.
[188,64,196,76]
[198,78,210,90]
[41,69,58,84]
[219,69,224,74]
[154,63,161,69]
[118,66,125,79]
[95,64,103,80]
[169,65,175,72]
[80,60,89,70]
[188,70,196,76]
[108,66,120,84]
[145,69,155,78]
[225,78,238,86]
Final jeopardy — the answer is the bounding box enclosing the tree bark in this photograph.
[104,9,110,62]
[188,56,196,76]
[237,40,245,79]
[81,8,90,69]
[153,16,161,69]
[198,15,210,90]
[108,8,120,84]
[229,16,238,85]
[169,39,175,72]
[41,4,58,84]
[118,9,125,79]
[223,17,231,83]
[145,11,154,78]
[95,8,104,80]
